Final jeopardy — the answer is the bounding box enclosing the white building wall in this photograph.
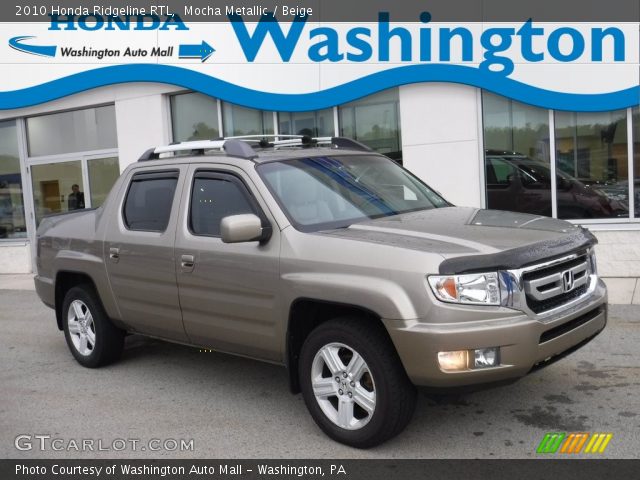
[114,86,173,170]
[399,83,483,208]
[0,242,31,273]
[592,231,640,277]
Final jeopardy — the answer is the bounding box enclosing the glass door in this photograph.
[30,160,84,226]
[86,156,120,208]
[28,154,120,228]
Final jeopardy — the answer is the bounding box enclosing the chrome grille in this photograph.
[522,253,591,314]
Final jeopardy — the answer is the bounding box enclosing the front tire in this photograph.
[299,317,416,448]
[62,285,124,368]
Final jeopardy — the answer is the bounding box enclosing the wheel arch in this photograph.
[54,271,100,331]
[286,298,398,394]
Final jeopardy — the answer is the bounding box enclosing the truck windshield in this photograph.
[257,155,449,231]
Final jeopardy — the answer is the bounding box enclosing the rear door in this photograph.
[104,166,188,341]
[175,164,282,361]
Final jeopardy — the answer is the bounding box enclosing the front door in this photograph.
[175,165,282,361]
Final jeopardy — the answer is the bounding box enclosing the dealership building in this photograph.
[0,82,638,294]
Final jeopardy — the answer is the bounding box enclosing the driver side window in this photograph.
[189,174,257,237]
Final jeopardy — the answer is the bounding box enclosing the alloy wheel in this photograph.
[311,342,376,430]
[67,300,96,356]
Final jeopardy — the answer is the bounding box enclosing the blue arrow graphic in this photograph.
[178,41,215,62]
[9,36,57,57]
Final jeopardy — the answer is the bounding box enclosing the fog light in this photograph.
[438,350,468,372]
[474,347,500,368]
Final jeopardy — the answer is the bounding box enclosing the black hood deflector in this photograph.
[438,227,597,274]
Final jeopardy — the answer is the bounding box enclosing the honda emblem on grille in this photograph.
[562,270,575,292]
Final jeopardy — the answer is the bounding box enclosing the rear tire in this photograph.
[299,317,416,448]
[62,285,124,368]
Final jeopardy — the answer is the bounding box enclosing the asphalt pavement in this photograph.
[1,290,639,459]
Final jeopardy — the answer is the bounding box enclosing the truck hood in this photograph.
[320,207,596,274]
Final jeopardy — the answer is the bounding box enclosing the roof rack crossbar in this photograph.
[266,137,333,149]
[154,139,226,155]
[137,140,226,161]
[138,135,372,161]
[225,134,306,140]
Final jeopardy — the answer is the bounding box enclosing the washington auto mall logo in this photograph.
[8,12,216,62]
[8,13,216,62]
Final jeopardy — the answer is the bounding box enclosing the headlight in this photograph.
[428,272,500,305]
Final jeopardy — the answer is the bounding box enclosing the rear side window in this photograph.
[190,174,256,236]
[123,171,179,232]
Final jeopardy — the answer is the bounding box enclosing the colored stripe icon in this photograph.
[537,432,613,454]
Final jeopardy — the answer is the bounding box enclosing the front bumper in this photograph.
[383,278,607,388]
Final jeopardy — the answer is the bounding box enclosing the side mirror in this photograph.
[220,214,271,244]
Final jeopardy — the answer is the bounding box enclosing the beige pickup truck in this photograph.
[34,136,607,448]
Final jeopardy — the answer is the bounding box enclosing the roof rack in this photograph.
[138,135,373,162]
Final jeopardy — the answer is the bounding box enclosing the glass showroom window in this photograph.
[26,105,117,157]
[171,92,219,141]
[482,92,552,216]
[0,120,27,239]
[339,89,402,162]
[555,110,628,219]
[278,109,334,137]
[88,157,120,208]
[26,105,119,225]
[222,102,274,136]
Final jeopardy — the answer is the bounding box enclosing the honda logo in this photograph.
[562,270,575,292]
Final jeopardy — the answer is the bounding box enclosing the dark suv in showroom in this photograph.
[485,150,628,219]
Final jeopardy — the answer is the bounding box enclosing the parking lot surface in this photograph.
[1,290,639,459]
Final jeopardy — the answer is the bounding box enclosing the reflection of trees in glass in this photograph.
[278,110,334,137]
[484,124,548,151]
[171,93,219,142]
[222,104,274,137]
[339,89,402,160]
[294,127,314,137]
[187,122,219,141]
[355,123,400,155]
[484,123,550,165]
[482,92,550,163]
[228,128,262,136]
[359,125,399,142]
[554,113,627,184]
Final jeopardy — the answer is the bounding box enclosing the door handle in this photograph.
[109,247,120,263]
[181,254,195,272]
